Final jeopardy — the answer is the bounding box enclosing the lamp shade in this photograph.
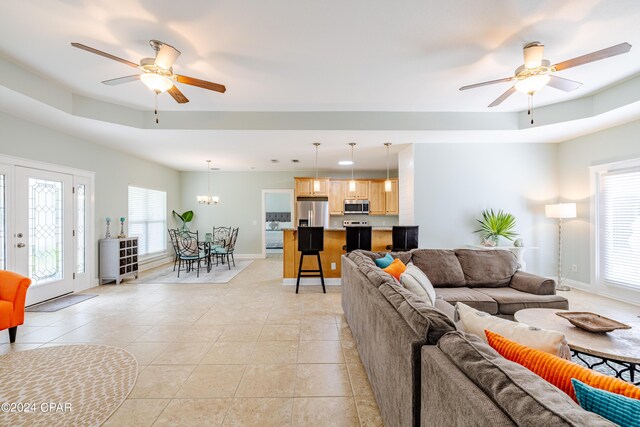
[545,203,576,219]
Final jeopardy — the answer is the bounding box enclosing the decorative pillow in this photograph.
[374,253,394,268]
[383,258,407,281]
[454,302,571,359]
[400,263,436,306]
[572,379,640,427]
[486,330,640,401]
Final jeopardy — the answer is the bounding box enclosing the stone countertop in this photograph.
[282,227,393,231]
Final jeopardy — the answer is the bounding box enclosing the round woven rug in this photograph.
[0,344,137,427]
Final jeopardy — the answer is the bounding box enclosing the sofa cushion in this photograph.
[437,331,616,426]
[411,249,466,287]
[351,250,412,265]
[400,263,436,306]
[374,253,394,268]
[347,251,397,288]
[455,249,518,287]
[474,287,569,315]
[434,288,498,314]
[383,258,407,280]
[486,330,640,401]
[378,281,455,344]
[454,302,571,359]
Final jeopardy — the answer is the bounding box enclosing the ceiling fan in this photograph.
[459,41,632,121]
[71,40,226,107]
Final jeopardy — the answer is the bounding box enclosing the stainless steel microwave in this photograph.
[344,200,369,215]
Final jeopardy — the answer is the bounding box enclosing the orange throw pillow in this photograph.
[383,258,407,280]
[486,330,640,401]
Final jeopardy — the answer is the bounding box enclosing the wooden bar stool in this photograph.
[345,226,372,252]
[392,226,419,251]
[296,226,325,294]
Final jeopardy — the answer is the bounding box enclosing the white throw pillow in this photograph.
[454,302,572,360]
[400,263,436,306]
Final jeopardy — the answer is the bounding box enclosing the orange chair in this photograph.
[0,271,31,343]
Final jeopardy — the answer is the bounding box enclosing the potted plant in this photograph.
[474,209,518,246]
[173,210,194,232]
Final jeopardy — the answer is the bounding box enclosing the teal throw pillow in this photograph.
[572,379,640,427]
[374,253,394,268]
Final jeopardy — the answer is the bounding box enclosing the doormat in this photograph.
[26,294,98,312]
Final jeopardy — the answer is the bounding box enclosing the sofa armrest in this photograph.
[0,271,32,326]
[509,271,555,295]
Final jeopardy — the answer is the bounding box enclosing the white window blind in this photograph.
[128,186,167,257]
[599,167,640,289]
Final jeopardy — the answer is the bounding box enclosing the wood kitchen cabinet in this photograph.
[295,178,329,197]
[345,180,369,200]
[369,181,386,215]
[329,180,345,214]
[385,179,399,215]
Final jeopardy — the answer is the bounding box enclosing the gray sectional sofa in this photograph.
[341,249,612,427]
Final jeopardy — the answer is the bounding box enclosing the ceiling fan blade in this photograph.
[167,86,189,103]
[155,42,181,70]
[101,74,141,86]
[523,42,544,68]
[459,77,514,91]
[488,86,516,107]
[546,75,582,92]
[71,43,139,68]
[176,75,226,93]
[552,42,632,71]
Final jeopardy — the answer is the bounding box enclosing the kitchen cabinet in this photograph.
[295,178,329,197]
[329,180,345,215]
[369,181,386,215]
[385,179,399,215]
[345,180,369,200]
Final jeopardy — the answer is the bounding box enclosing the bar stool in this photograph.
[392,226,419,251]
[296,227,326,294]
[345,226,372,252]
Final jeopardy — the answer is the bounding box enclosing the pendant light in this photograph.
[313,142,321,192]
[197,160,220,205]
[348,143,357,192]
[384,142,392,192]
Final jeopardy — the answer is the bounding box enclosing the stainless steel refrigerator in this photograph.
[296,198,329,227]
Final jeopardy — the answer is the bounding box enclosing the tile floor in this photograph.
[1,257,382,426]
[3,256,640,426]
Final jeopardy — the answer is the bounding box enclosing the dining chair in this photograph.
[167,229,180,271]
[212,226,231,247]
[214,227,238,269]
[175,230,209,278]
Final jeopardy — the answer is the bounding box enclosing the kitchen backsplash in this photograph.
[330,214,399,228]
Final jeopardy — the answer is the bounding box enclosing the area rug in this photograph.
[26,294,98,312]
[134,259,254,284]
[0,344,137,427]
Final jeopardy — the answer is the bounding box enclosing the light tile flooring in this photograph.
[3,256,640,426]
[1,257,383,426]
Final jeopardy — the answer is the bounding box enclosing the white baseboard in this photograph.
[562,279,640,307]
[140,256,173,272]
[282,278,342,286]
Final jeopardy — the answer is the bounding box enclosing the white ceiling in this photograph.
[1,0,640,171]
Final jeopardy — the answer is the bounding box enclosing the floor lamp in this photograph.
[545,202,577,291]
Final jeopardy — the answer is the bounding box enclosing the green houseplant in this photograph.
[173,210,194,232]
[474,209,518,246]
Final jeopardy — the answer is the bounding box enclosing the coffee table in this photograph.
[514,308,640,385]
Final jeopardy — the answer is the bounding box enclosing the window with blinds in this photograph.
[128,186,167,257]
[598,167,640,289]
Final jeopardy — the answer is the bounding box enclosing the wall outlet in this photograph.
[571,264,578,273]
[331,262,336,270]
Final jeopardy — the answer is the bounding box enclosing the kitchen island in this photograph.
[282,228,392,280]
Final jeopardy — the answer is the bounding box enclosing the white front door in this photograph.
[14,167,74,306]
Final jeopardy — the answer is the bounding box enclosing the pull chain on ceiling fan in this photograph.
[459,41,632,123]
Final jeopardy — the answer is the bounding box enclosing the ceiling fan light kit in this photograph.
[459,41,632,123]
[140,73,173,93]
